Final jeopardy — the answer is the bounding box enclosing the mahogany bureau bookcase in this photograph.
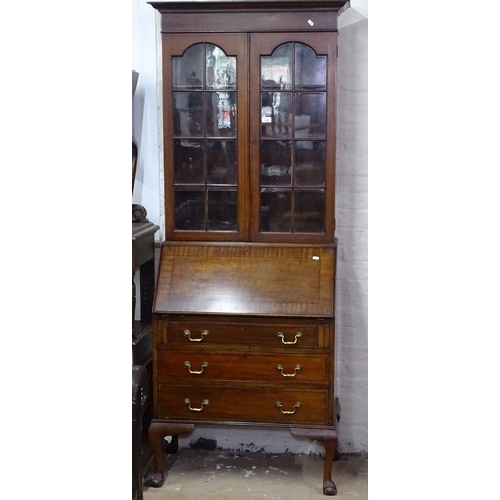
[147,1,348,495]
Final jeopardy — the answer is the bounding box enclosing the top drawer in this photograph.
[156,318,331,349]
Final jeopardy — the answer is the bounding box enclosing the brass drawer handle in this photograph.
[184,329,209,342]
[277,332,302,345]
[276,364,301,377]
[275,401,301,415]
[184,398,209,412]
[184,361,209,374]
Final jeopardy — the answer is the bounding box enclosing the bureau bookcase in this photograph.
[147,1,348,495]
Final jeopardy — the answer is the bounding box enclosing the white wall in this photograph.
[132,0,368,455]
[132,0,163,237]
[335,5,368,453]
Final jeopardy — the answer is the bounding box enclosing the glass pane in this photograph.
[206,45,236,90]
[295,43,327,90]
[173,44,203,89]
[295,93,326,138]
[294,141,326,186]
[207,140,237,184]
[208,189,238,231]
[174,189,205,230]
[173,92,203,137]
[261,43,292,90]
[173,140,204,184]
[294,190,325,233]
[261,92,292,138]
[206,92,236,137]
[260,140,291,186]
[260,189,292,233]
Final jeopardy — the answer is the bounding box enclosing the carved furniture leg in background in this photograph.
[148,421,194,487]
[291,428,338,496]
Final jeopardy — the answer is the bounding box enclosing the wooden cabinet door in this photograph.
[161,33,249,241]
[249,32,338,243]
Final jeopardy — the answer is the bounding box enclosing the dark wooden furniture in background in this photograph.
[147,0,348,495]
[132,208,159,427]
[132,212,159,364]
[132,365,149,500]
[132,70,161,496]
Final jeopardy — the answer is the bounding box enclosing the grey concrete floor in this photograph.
[143,448,368,500]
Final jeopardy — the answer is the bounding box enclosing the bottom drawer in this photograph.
[157,384,330,425]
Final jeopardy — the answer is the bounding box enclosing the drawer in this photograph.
[158,319,325,348]
[157,384,330,425]
[157,350,329,384]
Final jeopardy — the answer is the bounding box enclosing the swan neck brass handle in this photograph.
[184,398,209,412]
[277,332,302,345]
[275,401,301,414]
[184,329,209,342]
[184,361,209,374]
[276,364,301,377]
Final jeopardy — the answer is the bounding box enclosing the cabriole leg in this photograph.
[290,428,338,496]
[147,421,194,487]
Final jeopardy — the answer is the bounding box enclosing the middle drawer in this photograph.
[157,350,329,384]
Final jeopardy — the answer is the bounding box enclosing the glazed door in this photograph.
[250,33,337,243]
[162,34,249,241]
